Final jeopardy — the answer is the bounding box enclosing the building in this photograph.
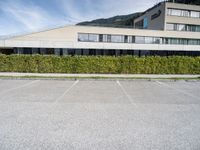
[0,1,200,56]
[134,1,200,31]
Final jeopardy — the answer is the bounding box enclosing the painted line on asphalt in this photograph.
[156,81,199,100]
[54,80,79,103]
[0,80,40,95]
[116,80,134,105]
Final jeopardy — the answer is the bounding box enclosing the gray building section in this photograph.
[134,1,200,31]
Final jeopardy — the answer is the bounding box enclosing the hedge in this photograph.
[0,55,200,74]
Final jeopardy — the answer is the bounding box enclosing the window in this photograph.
[171,9,181,16]
[181,10,189,17]
[166,23,200,32]
[107,35,111,42]
[177,24,185,31]
[128,36,132,43]
[99,34,103,42]
[78,33,89,42]
[132,36,135,43]
[167,8,200,18]
[170,38,179,44]
[89,34,98,42]
[77,33,200,46]
[197,26,200,32]
[143,17,148,29]
[103,35,107,42]
[167,9,171,15]
[145,37,153,44]
[164,38,169,44]
[166,23,174,30]
[153,37,161,44]
[124,36,128,43]
[188,39,198,45]
[111,35,123,43]
[135,36,145,44]
[191,11,200,18]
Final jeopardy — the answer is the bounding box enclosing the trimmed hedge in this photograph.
[0,55,200,74]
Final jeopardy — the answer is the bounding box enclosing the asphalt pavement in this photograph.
[0,79,200,150]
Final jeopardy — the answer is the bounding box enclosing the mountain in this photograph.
[77,12,143,28]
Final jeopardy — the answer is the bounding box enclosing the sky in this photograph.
[0,0,161,36]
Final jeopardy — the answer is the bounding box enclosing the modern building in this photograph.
[134,1,200,31]
[0,1,200,56]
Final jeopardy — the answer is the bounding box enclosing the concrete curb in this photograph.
[0,72,199,79]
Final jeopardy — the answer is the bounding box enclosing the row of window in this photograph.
[78,33,200,45]
[167,8,200,18]
[78,33,161,44]
[166,23,200,32]
[78,33,130,43]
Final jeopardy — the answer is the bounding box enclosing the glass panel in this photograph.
[145,37,153,44]
[143,17,148,29]
[128,36,132,43]
[166,23,174,30]
[153,37,161,44]
[167,9,172,15]
[183,39,188,45]
[99,34,103,42]
[135,36,145,44]
[89,34,98,42]
[177,24,185,31]
[78,33,88,42]
[191,11,200,18]
[132,36,135,43]
[171,9,181,16]
[103,35,107,42]
[197,26,200,32]
[188,39,198,45]
[111,35,123,43]
[181,10,189,17]
[168,8,200,18]
[107,35,111,42]
[124,35,128,43]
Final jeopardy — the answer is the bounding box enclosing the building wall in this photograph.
[134,2,200,30]
[0,25,199,51]
[134,2,166,30]
[165,2,200,29]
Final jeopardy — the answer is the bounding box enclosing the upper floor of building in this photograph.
[134,1,200,32]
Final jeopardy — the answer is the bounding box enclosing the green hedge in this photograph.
[0,55,200,74]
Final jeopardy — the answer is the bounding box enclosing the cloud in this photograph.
[0,0,67,35]
[60,0,159,23]
[0,0,162,35]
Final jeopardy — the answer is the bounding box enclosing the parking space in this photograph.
[120,80,200,104]
[0,80,75,102]
[59,81,130,104]
[0,79,200,150]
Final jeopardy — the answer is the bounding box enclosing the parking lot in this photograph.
[0,79,200,150]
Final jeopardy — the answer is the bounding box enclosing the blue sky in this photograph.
[0,0,160,36]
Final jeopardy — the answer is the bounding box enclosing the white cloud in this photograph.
[0,0,162,35]
[0,0,67,34]
[60,0,159,23]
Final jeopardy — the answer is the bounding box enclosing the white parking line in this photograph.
[0,80,40,95]
[116,80,134,105]
[54,80,79,103]
[156,81,199,100]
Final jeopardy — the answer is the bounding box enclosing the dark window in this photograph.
[99,34,103,42]
[107,35,111,42]
[124,36,128,43]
